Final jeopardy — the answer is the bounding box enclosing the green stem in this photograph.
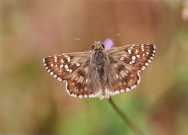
[108,97,145,135]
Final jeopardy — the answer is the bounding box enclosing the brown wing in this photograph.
[109,43,156,71]
[106,43,156,96]
[43,52,89,81]
[43,51,100,98]
[65,64,101,98]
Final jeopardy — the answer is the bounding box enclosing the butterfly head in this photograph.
[91,41,105,51]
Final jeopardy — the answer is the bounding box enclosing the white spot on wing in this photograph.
[60,64,64,68]
[141,66,146,70]
[141,44,145,51]
[61,59,64,63]
[76,63,80,67]
[50,72,54,75]
[57,77,62,81]
[47,69,51,73]
[67,56,70,62]
[42,58,45,63]
[120,89,124,93]
[131,85,137,89]
[78,95,83,98]
[120,57,125,61]
[65,65,69,70]
[128,49,132,54]
[132,56,136,60]
[54,74,58,79]
[126,88,131,92]
[69,69,72,73]
[54,56,57,62]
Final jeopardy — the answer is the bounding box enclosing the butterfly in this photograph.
[43,39,156,99]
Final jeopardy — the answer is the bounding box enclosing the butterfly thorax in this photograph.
[88,47,109,98]
[93,51,106,65]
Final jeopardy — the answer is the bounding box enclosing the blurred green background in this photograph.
[1,0,188,135]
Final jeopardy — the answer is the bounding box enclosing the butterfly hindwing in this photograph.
[106,59,140,96]
[65,64,101,98]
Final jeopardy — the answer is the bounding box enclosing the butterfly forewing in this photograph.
[109,43,156,71]
[65,65,101,98]
[43,52,89,81]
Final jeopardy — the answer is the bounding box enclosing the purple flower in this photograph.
[103,38,114,50]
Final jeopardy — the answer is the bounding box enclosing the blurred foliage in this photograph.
[1,0,188,135]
